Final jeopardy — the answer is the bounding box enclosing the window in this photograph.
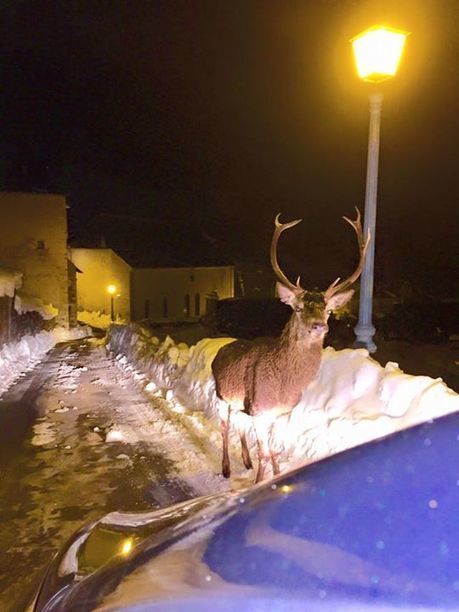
[194,293,200,316]
[162,297,168,319]
[184,294,190,317]
[144,299,150,318]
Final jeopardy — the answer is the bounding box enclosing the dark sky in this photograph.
[0,0,457,293]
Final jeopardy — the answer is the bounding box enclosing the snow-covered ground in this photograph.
[1,319,458,487]
[107,323,459,485]
[0,325,90,396]
[77,309,126,330]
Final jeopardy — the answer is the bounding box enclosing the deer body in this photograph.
[213,324,322,419]
[212,209,369,483]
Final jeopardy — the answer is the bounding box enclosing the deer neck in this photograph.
[273,315,323,389]
[280,315,324,353]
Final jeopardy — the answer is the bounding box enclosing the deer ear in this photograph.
[326,289,355,312]
[276,282,297,307]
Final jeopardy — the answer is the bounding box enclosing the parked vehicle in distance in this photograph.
[26,411,459,611]
[379,299,459,343]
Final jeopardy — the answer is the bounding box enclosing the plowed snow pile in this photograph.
[107,324,459,481]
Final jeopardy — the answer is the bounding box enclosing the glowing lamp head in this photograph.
[107,284,116,295]
[351,25,409,83]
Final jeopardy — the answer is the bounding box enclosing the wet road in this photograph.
[0,339,197,611]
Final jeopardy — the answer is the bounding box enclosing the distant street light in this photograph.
[107,284,116,321]
[351,25,409,353]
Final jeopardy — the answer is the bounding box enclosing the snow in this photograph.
[2,317,457,488]
[0,326,91,396]
[77,309,126,330]
[0,267,22,298]
[107,323,459,483]
[14,292,58,320]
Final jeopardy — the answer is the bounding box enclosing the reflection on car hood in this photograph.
[34,412,459,611]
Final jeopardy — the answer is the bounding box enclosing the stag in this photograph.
[211,208,369,483]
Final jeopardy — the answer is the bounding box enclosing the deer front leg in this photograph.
[255,438,270,483]
[269,421,281,476]
[270,451,280,476]
[235,413,253,470]
[220,404,231,478]
[253,418,271,483]
[240,430,253,470]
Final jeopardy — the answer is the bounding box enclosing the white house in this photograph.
[70,247,234,323]
[131,265,234,322]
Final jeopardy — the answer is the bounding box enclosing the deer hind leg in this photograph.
[220,404,231,478]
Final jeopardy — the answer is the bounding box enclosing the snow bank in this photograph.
[78,310,125,330]
[107,324,459,478]
[0,326,91,396]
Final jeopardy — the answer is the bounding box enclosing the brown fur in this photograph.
[212,209,368,482]
[212,288,353,482]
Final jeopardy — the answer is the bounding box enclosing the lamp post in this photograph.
[107,284,116,321]
[351,25,409,353]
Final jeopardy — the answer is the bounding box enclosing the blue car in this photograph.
[29,412,459,611]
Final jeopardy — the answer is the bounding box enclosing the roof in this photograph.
[72,213,233,268]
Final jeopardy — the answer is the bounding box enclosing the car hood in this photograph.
[32,412,459,611]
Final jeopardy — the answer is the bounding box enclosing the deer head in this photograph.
[271,207,370,345]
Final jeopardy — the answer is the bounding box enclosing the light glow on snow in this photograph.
[107,324,459,481]
[0,267,22,297]
[0,326,90,397]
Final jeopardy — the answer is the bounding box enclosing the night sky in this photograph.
[0,1,457,294]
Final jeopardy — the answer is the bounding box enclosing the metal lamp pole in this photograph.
[107,285,116,322]
[350,24,409,353]
[353,91,382,353]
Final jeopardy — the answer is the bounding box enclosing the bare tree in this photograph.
[212,208,369,482]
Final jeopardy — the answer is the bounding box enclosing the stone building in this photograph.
[0,192,73,329]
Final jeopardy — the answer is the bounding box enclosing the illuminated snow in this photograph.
[107,324,459,482]
[0,267,22,298]
[0,326,90,396]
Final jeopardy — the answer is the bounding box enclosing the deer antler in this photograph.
[324,207,370,300]
[271,214,304,293]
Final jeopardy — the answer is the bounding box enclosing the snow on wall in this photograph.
[107,324,459,478]
[0,326,91,396]
[14,293,58,320]
[0,268,22,298]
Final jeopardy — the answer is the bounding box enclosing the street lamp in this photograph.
[351,25,409,353]
[107,284,116,321]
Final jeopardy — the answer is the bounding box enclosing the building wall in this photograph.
[0,192,70,327]
[131,266,234,322]
[70,248,131,320]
